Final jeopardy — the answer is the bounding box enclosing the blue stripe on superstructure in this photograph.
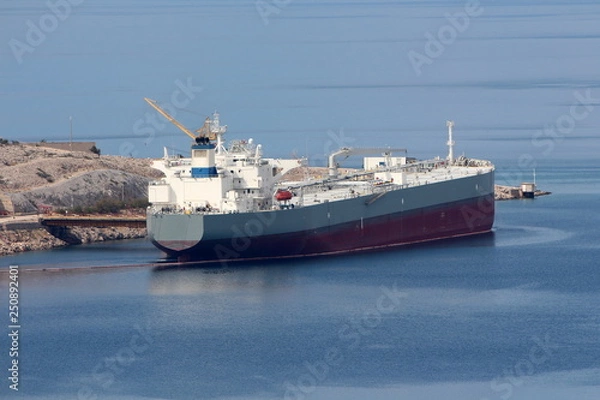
[191,143,216,150]
[191,167,218,177]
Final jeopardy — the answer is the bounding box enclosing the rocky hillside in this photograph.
[0,142,163,212]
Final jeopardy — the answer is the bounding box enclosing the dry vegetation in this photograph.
[0,142,162,192]
[0,142,164,213]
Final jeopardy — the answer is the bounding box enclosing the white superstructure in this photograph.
[148,112,303,213]
[147,110,492,219]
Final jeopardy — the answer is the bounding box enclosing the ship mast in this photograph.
[446,120,455,164]
[209,111,227,155]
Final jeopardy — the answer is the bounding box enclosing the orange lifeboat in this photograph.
[275,189,293,201]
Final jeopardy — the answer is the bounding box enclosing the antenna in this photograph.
[446,120,455,164]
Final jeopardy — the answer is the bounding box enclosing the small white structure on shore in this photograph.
[520,182,536,198]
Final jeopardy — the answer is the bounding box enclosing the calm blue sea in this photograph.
[1,0,600,399]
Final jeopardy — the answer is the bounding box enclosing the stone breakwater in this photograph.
[0,220,146,257]
[494,185,552,200]
[0,226,64,255]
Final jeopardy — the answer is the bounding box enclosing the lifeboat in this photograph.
[275,189,293,201]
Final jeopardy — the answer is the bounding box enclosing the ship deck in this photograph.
[281,161,494,208]
[147,158,494,216]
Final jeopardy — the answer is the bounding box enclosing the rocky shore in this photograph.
[0,141,156,257]
[0,222,146,257]
[0,226,64,255]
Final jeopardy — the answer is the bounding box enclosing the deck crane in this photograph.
[144,98,197,140]
[328,147,408,178]
[143,98,226,144]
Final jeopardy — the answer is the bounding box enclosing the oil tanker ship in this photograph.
[145,100,495,264]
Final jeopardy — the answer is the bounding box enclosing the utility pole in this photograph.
[69,116,73,151]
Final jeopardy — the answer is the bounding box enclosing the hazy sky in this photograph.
[1,0,599,163]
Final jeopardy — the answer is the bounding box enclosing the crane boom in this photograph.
[144,97,197,140]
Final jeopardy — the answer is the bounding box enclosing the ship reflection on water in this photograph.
[149,261,299,296]
[148,230,497,296]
